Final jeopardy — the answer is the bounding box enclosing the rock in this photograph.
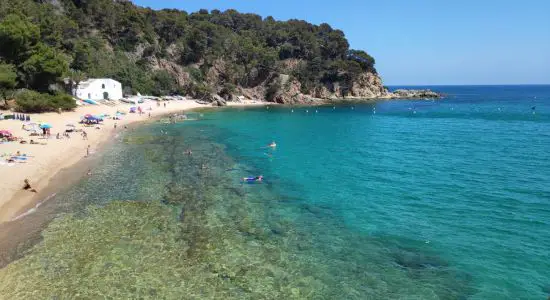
[390,89,441,99]
[311,86,332,99]
[206,59,227,88]
[213,94,227,106]
[348,72,386,98]
[273,79,306,104]
[148,57,190,86]
[201,93,226,106]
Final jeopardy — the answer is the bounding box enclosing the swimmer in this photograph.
[268,141,277,148]
[243,175,263,182]
[86,169,92,176]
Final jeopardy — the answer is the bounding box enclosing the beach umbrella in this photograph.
[0,130,12,137]
[39,123,52,129]
[84,114,93,119]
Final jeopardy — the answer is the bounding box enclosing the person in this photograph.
[114,123,117,129]
[243,175,263,182]
[30,139,38,144]
[148,112,151,118]
[185,149,192,156]
[86,145,90,157]
[16,151,21,156]
[56,133,61,139]
[23,179,37,193]
[268,141,277,148]
[86,169,92,176]
[82,131,88,140]
[163,102,166,108]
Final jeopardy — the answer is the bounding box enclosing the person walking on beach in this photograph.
[86,145,90,157]
[82,131,88,140]
[114,122,117,129]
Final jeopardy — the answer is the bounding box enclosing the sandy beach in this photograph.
[0,99,264,224]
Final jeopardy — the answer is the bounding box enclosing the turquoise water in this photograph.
[1,85,549,299]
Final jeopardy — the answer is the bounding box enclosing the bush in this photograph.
[15,90,76,113]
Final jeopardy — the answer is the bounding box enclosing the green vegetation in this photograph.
[15,90,76,112]
[0,62,17,107]
[0,0,378,108]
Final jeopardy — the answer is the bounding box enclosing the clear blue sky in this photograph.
[132,0,550,85]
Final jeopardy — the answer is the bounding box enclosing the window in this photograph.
[102,84,105,89]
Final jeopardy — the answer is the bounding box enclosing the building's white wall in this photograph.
[75,79,123,100]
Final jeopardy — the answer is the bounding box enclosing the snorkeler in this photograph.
[243,175,263,182]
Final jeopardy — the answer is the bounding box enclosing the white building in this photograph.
[74,78,123,100]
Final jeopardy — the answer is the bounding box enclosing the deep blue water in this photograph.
[2,85,549,299]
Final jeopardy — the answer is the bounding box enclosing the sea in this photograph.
[0,85,549,299]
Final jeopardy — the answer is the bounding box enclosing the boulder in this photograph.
[349,72,386,98]
[391,89,441,98]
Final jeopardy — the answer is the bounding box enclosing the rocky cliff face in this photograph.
[349,72,387,98]
[148,56,439,105]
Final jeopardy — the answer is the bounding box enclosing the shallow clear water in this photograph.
[1,85,549,299]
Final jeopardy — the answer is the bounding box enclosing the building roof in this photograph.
[78,78,121,89]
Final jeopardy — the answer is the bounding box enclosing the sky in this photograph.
[132,0,550,85]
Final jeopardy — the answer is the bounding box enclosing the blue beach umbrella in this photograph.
[39,123,52,129]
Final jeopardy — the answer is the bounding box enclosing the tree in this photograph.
[0,62,17,107]
[67,69,87,96]
[0,14,39,64]
[20,43,69,92]
[151,70,177,96]
[15,90,76,113]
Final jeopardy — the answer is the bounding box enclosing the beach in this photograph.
[0,99,264,224]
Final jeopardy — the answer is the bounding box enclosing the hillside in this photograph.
[1,0,408,107]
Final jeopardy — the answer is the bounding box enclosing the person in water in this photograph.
[268,141,276,148]
[243,175,263,182]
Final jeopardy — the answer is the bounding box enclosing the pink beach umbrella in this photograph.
[0,130,12,137]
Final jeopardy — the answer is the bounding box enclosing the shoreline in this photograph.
[0,100,266,224]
